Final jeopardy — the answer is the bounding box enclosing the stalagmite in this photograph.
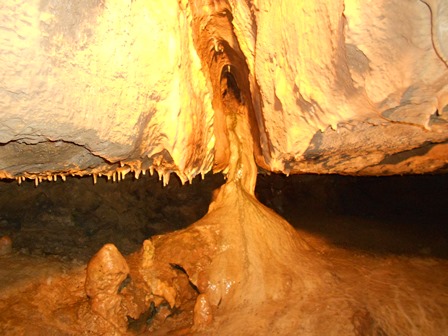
[85,244,130,333]
[81,21,334,327]
[129,77,328,333]
[82,44,339,333]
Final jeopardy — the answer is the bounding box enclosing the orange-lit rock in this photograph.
[85,243,129,333]
[0,0,447,181]
[238,0,448,173]
[0,0,215,183]
[97,79,337,334]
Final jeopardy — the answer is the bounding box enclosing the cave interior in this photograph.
[1,0,448,335]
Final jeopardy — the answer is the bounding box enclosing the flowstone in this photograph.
[83,81,345,334]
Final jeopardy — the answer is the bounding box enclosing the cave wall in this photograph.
[243,0,448,174]
[1,0,447,182]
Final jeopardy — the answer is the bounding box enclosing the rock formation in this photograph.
[1,0,448,334]
[1,0,447,182]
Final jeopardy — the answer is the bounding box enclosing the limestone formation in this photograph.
[85,243,130,333]
[1,1,448,334]
[0,0,447,182]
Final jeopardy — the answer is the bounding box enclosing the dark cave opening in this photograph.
[0,173,447,260]
[256,173,448,258]
[0,173,225,262]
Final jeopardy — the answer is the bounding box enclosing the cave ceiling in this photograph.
[1,0,447,184]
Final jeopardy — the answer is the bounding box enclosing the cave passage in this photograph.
[1,173,447,261]
[1,173,448,334]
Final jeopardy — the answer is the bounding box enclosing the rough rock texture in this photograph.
[1,0,447,181]
[0,0,215,183]
[234,0,448,174]
[85,243,130,333]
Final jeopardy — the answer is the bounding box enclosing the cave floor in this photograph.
[0,173,447,335]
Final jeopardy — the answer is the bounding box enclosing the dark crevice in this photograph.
[127,301,157,332]
[170,263,200,294]
[186,0,269,171]
[221,66,242,103]
[118,275,131,293]
[377,141,437,165]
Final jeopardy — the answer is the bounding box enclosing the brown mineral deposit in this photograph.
[85,243,130,333]
[135,63,333,334]
[193,294,213,328]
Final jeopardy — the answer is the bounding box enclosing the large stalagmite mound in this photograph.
[129,105,334,334]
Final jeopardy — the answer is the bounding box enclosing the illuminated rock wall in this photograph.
[237,0,448,174]
[1,0,447,182]
[0,0,215,183]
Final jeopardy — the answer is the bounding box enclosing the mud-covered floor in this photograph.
[0,172,447,334]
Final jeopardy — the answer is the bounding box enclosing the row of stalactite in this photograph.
[14,163,209,187]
